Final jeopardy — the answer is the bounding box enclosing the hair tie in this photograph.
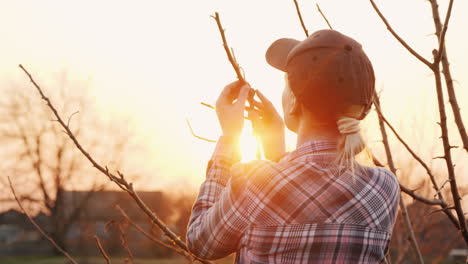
[337,117,360,135]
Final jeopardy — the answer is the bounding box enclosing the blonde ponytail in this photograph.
[336,106,367,175]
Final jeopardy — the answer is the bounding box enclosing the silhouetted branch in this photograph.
[374,104,435,183]
[292,0,309,36]
[211,12,255,111]
[373,96,424,264]
[186,119,216,143]
[432,59,468,244]
[211,12,245,82]
[116,222,134,264]
[116,205,195,262]
[200,102,215,109]
[19,64,214,263]
[373,100,459,228]
[94,235,112,264]
[433,0,454,65]
[200,101,253,121]
[369,0,433,68]
[368,0,466,244]
[398,184,445,206]
[316,4,333,30]
[67,111,80,128]
[8,176,78,264]
[429,0,468,152]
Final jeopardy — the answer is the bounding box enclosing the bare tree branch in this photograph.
[433,0,455,65]
[431,58,468,244]
[373,101,459,228]
[66,111,80,129]
[8,176,78,264]
[200,101,254,121]
[400,185,444,206]
[374,96,424,264]
[211,12,255,111]
[369,0,433,68]
[185,119,216,143]
[292,0,309,37]
[94,235,112,264]
[372,149,446,206]
[200,102,215,109]
[429,0,468,152]
[316,4,333,30]
[116,222,134,264]
[19,64,213,264]
[211,12,245,82]
[116,205,195,262]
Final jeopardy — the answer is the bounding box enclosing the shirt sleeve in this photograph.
[186,136,250,260]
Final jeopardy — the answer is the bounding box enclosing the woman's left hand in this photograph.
[247,89,286,162]
[215,81,252,139]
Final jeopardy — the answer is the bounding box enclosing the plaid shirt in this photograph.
[187,137,400,263]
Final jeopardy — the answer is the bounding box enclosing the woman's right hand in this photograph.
[247,90,286,162]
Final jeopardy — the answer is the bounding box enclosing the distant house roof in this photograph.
[62,190,167,221]
[0,209,27,225]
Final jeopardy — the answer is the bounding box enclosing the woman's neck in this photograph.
[296,119,340,148]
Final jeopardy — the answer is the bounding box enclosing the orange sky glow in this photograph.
[0,0,467,196]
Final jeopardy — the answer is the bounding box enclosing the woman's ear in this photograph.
[289,94,302,117]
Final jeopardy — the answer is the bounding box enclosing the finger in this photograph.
[246,108,261,127]
[255,89,275,109]
[251,99,265,110]
[245,106,264,116]
[247,88,256,102]
[217,80,244,106]
[234,84,252,107]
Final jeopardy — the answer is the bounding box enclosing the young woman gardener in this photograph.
[187,29,399,264]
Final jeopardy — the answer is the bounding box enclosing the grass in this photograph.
[0,256,235,264]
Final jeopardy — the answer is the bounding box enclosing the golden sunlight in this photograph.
[240,123,262,162]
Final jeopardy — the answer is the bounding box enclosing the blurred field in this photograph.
[0,256,235,264]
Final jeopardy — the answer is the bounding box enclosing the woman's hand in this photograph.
[216,81,252,139]
[247,90,286,162]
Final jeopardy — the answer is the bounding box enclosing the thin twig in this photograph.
[398,183,445,206]
[433,179,451,199]
[67,110,80,128]
[211,12,255,110]
[117,222,134,264]
[369,0,433,68]
[211,12,245,82]
[200,102,215,109]
[116,205,195,262]
[186,119,216,143]
[316,4,333,30]
[8,176,79,264]
[433,0,455,65]
[19,65,214,263]
[94,235,112,264]
[292,0,309,36]
[200,101,254,121]
[374,96,425,264]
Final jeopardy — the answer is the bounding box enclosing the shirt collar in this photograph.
[283,140,338,163]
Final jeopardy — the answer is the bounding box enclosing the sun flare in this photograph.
[239,123,262,162]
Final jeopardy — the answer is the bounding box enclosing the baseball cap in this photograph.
[265,29,375,120]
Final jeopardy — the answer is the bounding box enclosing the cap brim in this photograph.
[265,38,300,72]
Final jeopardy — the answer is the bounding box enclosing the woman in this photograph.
[186,29,400,263]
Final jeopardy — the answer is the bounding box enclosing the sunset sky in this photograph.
[1,0,467,193]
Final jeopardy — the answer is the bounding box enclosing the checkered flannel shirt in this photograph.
[187,137,400,263]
